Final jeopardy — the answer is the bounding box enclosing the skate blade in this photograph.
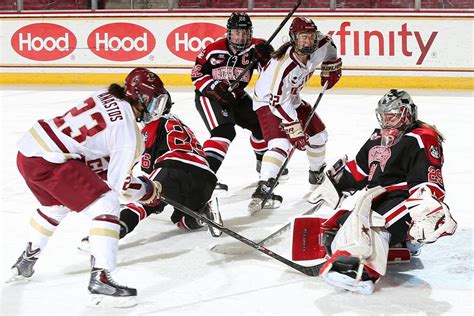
[208,226,223,237]
[88,294,138,308]
[5,270,30,284]
[248,198,282,215]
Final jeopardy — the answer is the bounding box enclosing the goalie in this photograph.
[297,90,457,294]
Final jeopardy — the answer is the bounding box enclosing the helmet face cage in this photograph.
[289,17,318,55]
[142,92,173,124]
[227,12,253,52]
[376,89,417,146]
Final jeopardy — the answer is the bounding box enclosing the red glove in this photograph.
[202,80,236,106]
[320,57,342,89]
[138,176,162,207]
[280,121,308,151]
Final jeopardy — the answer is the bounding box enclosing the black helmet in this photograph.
[226,12,253,52]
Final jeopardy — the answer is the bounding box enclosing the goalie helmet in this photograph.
[227,12,253,52]
[289,17,318,55]
[376,89,417,146]
[124,68,172,123]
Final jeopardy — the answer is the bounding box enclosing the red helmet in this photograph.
[289,17,318,54]
[124,67,165,106]
[124,68,172,123]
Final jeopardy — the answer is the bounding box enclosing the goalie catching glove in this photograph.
[138,176,162,207]
[202,80,237,106]
[307,155,348,208]
[405,187,457,244]
[320,58,342,89]
[280,121,308,151]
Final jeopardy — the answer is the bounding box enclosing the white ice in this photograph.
[0,86,473,315]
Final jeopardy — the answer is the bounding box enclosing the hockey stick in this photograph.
[211,199,325,255]
[160,194,324,277]
[228,0,302,92]
[260,81,329,209]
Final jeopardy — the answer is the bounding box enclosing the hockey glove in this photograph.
[254,41,274,67]
[320,58,342,89]
[308,155,347,207]
[202,80,237,106]
[138,176,162,207]
[406,188,457,244]
[280,121,308,151]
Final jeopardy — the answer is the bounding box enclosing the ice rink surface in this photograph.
[0,86,472,315]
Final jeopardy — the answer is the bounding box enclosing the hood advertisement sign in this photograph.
[0,14,471,76]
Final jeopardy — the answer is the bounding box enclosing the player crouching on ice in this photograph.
[8,68,165,307]
[294,90,457,294]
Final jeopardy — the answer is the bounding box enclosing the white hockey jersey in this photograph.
[253,35,338,123]
[17,90,146,202]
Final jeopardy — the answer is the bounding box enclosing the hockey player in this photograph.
[9,68,164,307]
[251,17,342,213]
[307,89,457,294]
[110,86,222,239]
[191,12,275,189]
[79,77,223,252]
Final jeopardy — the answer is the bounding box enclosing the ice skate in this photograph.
[321,252,379,295]
[88,268,137,308]
[202,198,223,237]
[309,163,326,186]
[6,242,41,283]
[248,179,283,215]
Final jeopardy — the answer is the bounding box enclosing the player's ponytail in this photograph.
[271,42,291,60]
[417,120,446,143]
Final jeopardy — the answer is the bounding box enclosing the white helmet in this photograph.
[376,89,417,146]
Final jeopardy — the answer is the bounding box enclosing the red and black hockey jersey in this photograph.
[191,37,267,97]
[140,114,216,182]
[337,125,445,202]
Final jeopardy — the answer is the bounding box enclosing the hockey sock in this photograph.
[28,208,62,250]
[203,137,232,173]
[89,215,120,271]
[260,148,286,181]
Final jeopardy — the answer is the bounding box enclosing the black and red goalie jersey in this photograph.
[336,124,445,202]
[191,37,268,97]
[140,113,216,181]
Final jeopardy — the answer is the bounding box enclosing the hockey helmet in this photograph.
[376,89,417,146]
[289,17,318,55]
[227,12,253,52]
[124,68,171,123]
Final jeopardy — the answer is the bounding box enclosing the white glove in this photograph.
[406,188,457,244]
[308,155,348,208]
[308,175,341,208]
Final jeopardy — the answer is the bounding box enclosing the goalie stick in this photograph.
[228,0,302,92]
[211,199,326,255]
[161,194,324,277]
[260,81,329,209]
